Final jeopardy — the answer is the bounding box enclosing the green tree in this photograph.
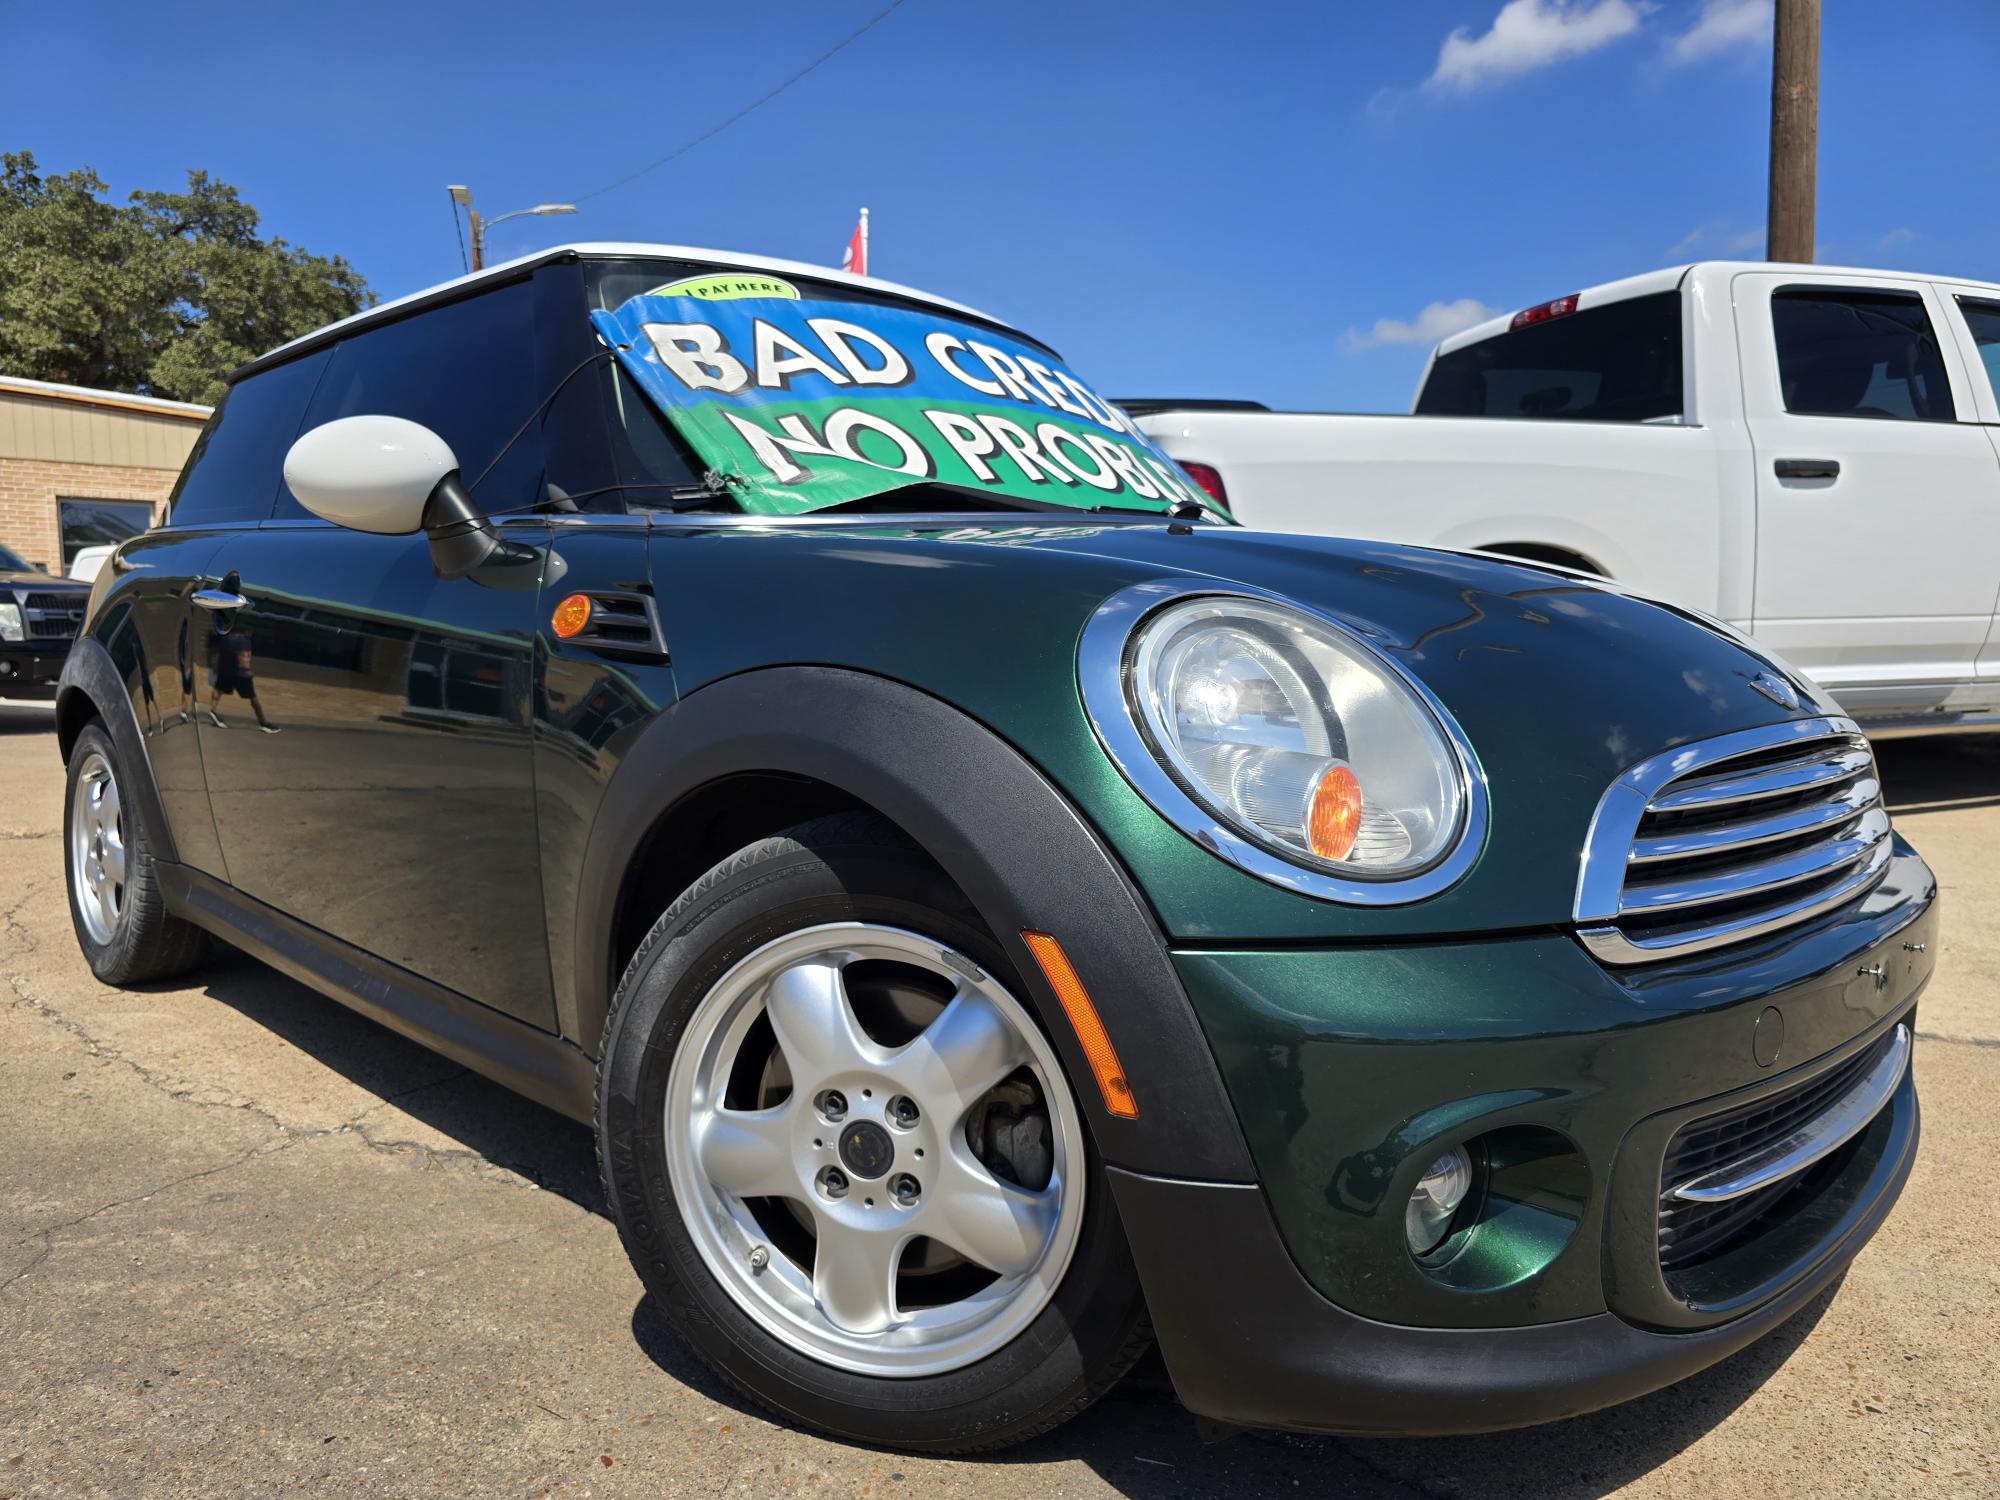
[0,152,371,405]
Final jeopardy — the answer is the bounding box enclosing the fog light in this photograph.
[1406,1146,1473,1257]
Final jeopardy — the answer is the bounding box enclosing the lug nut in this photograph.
[890,1173,921,1207]
[815,1089,848,1124]
[887,1095,920,1130]
[816,1166,850,1201]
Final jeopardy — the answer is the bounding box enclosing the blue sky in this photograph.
[5,0,1996,410]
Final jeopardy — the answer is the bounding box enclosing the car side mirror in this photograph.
[282,415,497,578]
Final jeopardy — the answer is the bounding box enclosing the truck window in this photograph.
[1415,291,1682,422]
[1954,297,2000,398]
[1770,288,1954,422]
[168,350,332,525]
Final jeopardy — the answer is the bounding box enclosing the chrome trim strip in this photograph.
[1627,776,1879,862]
[1670,1025,1910,1203]
[1647,746,1871,813]
[1076,579,1489,907]
[1858,709,2000,739]
[1617,807,1890,914]
[1576,838,1893,963]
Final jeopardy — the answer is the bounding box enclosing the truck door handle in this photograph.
[192,588,249,611]
[1774,458,1840,480]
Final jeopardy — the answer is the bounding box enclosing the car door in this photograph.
[1732,271,2000,716]
[1935,286,2000,697]
[194,277,561,1029]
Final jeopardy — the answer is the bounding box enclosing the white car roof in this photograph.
[245,243,1027,376]
[1432,260,2000,357]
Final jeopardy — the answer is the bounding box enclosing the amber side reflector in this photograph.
[1021,930,1138,1119]
[551,592,593,639]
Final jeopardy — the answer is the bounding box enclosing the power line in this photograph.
[572,0,913,205]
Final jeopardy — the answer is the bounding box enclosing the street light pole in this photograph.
[1767,0,1819,264]
[447,185,576,273]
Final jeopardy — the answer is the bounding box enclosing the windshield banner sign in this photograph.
[592,293,1215,517]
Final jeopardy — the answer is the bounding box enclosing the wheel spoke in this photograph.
[811,1220,906,1334]
[762,958,876,1080]
[97,775,121,833]
[918,1155,1058,1278]
[889,990,1029,1122]
[99,829,126,886]
[696,1103,800,1201]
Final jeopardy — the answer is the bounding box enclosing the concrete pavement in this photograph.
[1,699,1994,1497]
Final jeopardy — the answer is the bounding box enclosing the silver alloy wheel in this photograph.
[69,749,127,945]
[665,923,1087,1378]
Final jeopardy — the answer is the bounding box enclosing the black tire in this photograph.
[63,720,209,985]
[596,812,1150,1453]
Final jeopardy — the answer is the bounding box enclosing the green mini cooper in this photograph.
[56,244,1932,1452]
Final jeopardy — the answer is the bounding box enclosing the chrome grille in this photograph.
[1576,716,1891,964]
[22,591,85,640]
[1657,1025,1905,1272]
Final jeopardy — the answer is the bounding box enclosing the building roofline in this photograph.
[233,242,1030,383]
[0,374,211,421]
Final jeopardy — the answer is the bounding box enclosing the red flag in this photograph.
[841,207,869,277]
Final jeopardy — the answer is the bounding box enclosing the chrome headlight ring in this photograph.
[1078,579,1489,906]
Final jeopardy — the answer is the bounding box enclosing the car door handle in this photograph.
[1774,458,1840,480]
[192,588,249,611]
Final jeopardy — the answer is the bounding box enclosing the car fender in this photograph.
[55,635,178,867]
[574,664,1255,1183]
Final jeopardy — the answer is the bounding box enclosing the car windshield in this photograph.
[0,543,35,572]
[589,268,1217,519]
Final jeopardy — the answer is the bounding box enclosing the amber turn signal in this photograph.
[1020,930,1138,1119]
[550,592,593,639]
[1307,762,1363,862]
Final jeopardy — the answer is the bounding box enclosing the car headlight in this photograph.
[1080,584,1486,903]
[0,602,21,643]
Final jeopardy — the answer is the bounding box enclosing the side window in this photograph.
[1770,288,1955,422]
[166,349,331,525]
[277,279,542,521]
[1953,297,2000,400]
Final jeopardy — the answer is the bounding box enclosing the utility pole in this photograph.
[447,185,576,273]
[1766,0,1819,264]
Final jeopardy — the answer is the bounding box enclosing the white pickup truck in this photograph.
[1132,261,2000,735]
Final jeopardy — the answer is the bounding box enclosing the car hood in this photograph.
[651,516,1832,941]
[0,569,83,591]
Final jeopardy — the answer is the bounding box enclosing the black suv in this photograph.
[1,543,88,698]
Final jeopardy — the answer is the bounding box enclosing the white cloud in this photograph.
[1428,0,1651,92]
[1664,0,1772,66]
[1875,226,1916,255]
[1669,220,1765,258]
[1343,298,1501,353]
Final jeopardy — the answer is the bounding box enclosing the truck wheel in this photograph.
[596,813,1150,1452]
[63,721,209,984]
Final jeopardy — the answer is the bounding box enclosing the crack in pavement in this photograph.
[0,1235,53,1296]
[1915,1028,2000,1049]
[4,969,576,1208]
[6,1137,297,1257]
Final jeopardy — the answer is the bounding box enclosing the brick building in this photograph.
[0,375,209,574]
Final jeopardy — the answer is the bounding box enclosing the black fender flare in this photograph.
[574,665,1254,1183]
[56,635,179,867]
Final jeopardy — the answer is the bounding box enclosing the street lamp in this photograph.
[447,185,577,271]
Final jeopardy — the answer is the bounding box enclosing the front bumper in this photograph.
[0,639,72,696]
[1117,842,1933,1435]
